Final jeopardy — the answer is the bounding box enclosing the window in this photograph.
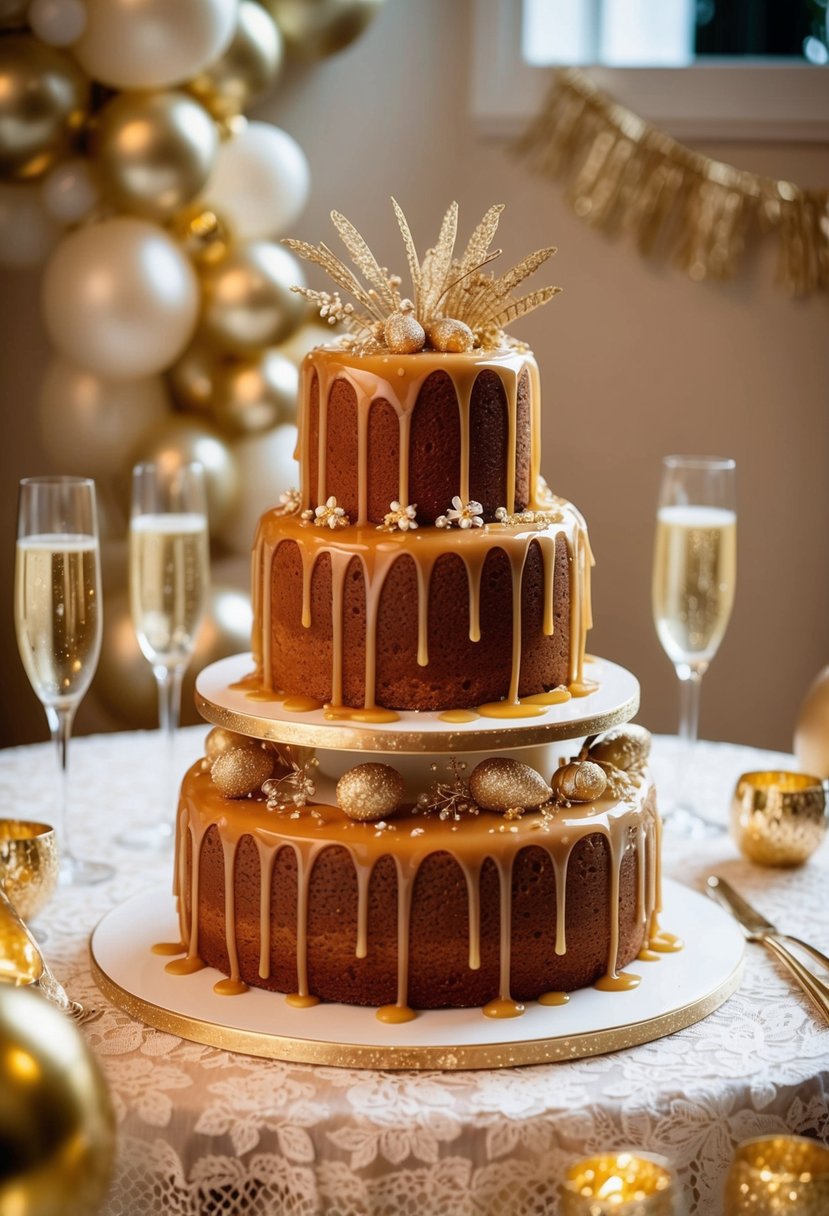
[470,0,829,140]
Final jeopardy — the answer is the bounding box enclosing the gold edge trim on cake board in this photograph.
[88,945,744,1072]
[192,689,641,754]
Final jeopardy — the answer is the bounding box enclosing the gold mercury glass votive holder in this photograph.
[724,1135,829,1214]
[560,1151,676,1215]
[0,819,59,922]
[731,772,827,866]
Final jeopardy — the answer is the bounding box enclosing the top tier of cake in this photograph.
[297,343,542,526]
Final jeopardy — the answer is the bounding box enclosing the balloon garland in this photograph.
[0,0,384,727]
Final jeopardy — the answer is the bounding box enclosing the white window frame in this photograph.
[471,0,829,141]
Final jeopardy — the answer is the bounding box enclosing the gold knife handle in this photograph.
[776,934,829,976]
[761,934,829,1025]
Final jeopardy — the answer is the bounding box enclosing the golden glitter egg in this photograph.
[384,311,426,354]
[468,758,552,812]
[336,763,405,821]
[211,746,275,798]
[589,724,652,773]
[551,760,608,804]
[205,726,259,763]
[427,317,474,353]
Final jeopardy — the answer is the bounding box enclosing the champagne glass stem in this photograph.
[676,662,704,748]
[154,664,185,835]
[44,703,78,867]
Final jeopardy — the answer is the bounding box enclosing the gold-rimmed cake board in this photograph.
[194,653,640,753]
[90,879,744,1070]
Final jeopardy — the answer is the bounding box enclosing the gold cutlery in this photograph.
[0,885,84,1019]
[706,875,829,1023]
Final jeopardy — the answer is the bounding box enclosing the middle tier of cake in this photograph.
[252,504,593,713]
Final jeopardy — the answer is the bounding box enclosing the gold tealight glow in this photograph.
[731,771,827,866]
[724,1135,829,1214]
[560,1152,675,1215]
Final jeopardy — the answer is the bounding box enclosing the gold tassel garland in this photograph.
[516,69,829,295]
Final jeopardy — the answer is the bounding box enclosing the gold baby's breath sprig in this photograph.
[283,199,561,352]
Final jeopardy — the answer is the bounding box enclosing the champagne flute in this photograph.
[651,455,737,835]
[15,476,113,885]
[122,461,209,849]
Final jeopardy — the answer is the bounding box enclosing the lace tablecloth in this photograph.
[1,729,827,1215]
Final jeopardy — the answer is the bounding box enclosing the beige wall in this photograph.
[2,0,827,750]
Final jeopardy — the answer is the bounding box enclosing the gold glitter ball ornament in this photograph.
[211,746,275,798]
[337,763,405,821]
[427,317,474,353]
[384,310,426,354]
[551,760,608,804]
[205,726,259,763]
[589,724,652,772]
[468,758,552,813]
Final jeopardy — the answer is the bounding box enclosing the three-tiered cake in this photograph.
[167,203,667,1022]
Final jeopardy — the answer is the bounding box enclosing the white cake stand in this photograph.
[90,878,743,1070]
[194,653,640,755]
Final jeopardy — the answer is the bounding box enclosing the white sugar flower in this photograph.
[277,488,301,515]
[313,496,350,529]
[378,501,419,532]
[446,496,484,529]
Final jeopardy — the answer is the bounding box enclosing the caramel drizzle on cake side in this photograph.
[297,346,544,525]
[251,510,592,710]
[171,767,662,1019]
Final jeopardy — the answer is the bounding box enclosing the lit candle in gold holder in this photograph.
[560,1152,676,1214]
[724,1135,829,1214]
[731,772,827,866]
[0,819,59,922]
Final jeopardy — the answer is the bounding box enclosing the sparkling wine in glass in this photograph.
[652,455,737,834]
[123,461,209,848]
[15,476,113,885]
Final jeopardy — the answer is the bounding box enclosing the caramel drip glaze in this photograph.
[251,505,593,711]
[298,345,541,526]
[171,764,662,1020]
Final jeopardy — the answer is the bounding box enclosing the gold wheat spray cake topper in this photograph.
[282,200,561,355]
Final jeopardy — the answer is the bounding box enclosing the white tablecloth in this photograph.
[1,729,827,1216]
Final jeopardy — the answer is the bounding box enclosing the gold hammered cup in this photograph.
[0,819,59,921]
[724,1135,829,1214]
[560,1151,676,1214]
[730,772,827,867]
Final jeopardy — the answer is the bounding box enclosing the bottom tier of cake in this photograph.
[170,761,663,1020]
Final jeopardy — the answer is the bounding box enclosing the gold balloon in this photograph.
[92,579,252,729]
[132,417,239,529]
[168,339,226,414]
[188,0,284,120]
[0,37,89,180]
[167,203,231,266]
[93,90,219,221]
[264,0,384,58]
[212,349,299,435]
[794,665,829,779]
[0,985,115,1216]
[200,240,307,354]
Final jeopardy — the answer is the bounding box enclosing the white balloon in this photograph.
[200,121,309,241]
[215,423,299,554]
[41,159,99,224]
[28,0,87,45]
[0,183,62,266]
[38,356,170,476]
[74,0,238,89]
[41,218,199,379]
